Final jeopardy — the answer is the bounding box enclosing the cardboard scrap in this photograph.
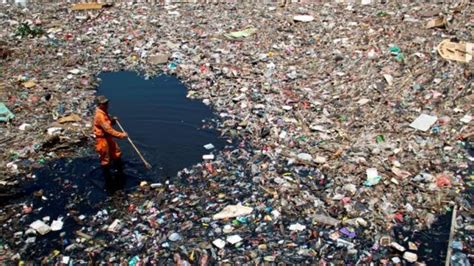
[149,54,169,65]
[437,39,473,63]
[22,80,36,88]
[107,219,123,233]
[75,230,92,240]
[391,167,412,179]
[426,16,447,29]
[71,3,104,11]
[403,251,418,263]
[0,82,5,96]
[58,114,81,124]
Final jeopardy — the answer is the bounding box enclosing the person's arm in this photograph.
[99,117,126,138]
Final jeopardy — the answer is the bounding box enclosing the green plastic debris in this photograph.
[395,53,405,62]
[0,102,14,122]
[389,45,405,62]
[376,135,385,143]
[167,62,177,70]
[224,26,257,40]
[389,46,401,55]
[15,22,44,38]
[297,135,307,142]
[9,152,19,160]
[128,255,139,266]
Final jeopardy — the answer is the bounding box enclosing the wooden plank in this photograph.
[0,82,5,101]
[71,3,104,11]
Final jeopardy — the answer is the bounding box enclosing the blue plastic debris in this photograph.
[0,102,14,122]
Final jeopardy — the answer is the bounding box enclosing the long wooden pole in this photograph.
[116,120,152,169]
[445,205,457,266]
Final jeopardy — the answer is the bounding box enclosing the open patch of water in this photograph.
[0,72,227,259]
[97,71,227,179]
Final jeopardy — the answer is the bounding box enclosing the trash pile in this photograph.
[0,1,472,264]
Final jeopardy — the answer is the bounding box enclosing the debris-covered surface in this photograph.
[0,1,472,264]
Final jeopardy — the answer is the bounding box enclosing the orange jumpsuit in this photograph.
[93,108,126,166]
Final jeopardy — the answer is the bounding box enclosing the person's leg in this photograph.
[108,138,126,191]
[108,138,123,172]
[96,138,112,179]
[103,167,116,195]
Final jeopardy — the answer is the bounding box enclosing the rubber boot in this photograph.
[113,158,124,174]
[112,158,126,191]
[102,164,117,194]
[101,164,112,180]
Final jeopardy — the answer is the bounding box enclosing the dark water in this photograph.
[1,73,227,259]
[97,71,227,178]
[397,212,451,265]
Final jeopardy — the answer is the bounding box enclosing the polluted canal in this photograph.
[0,72,228,262]
[0,72,459,265]
[1,1,472,264]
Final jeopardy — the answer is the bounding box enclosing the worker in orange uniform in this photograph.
[93,95,128,179]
